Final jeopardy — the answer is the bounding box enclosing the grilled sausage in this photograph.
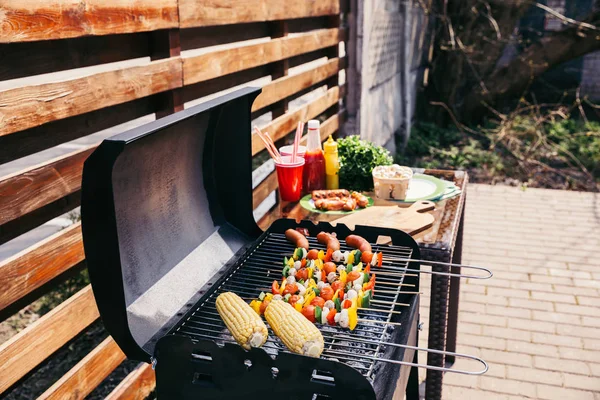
[343,197,357,211]
[285,229,309,249]
[311,189,350,201]
[345,234,372,253]
[317,232,340,251]
[315,198,346,211]
[351,192,369,208]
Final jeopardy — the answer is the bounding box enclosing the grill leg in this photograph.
[425,264,450,400]
[406,353,420,400]
[445,200,465,366]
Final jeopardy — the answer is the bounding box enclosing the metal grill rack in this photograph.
[172,232,415,380]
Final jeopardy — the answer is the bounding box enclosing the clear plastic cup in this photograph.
[275,156,305,202]
[279,145,306,158]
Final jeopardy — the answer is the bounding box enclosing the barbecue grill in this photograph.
[81,87,489,400]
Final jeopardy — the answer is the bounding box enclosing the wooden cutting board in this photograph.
[335,200,436,236]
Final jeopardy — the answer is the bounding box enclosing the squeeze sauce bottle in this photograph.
[323,136,340,189]
[302,120,326,193]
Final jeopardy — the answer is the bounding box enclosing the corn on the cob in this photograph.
[264,300,324,357]
[216,292,268,350]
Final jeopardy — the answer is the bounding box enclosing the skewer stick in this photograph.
[270,261,417,277]
[370,299,410,307]
[358,319,402,327]
[375,281,416,288]
[359,307,403,315]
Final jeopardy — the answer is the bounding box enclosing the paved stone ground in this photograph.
[417,184,600,399]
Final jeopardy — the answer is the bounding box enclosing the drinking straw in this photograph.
[292,121,304,162]
[254,126,281,162]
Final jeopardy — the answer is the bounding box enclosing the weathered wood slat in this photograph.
[0,58,181,137]
[0,223,83,313]
[0,146,94,226]
[184,28,344,85]
[252,85,343,156]
[253,172,278,208]
[0,286,99,394]
[38,337,126,400]
[179,0,340,28]
[1,0,178,43]
[105,363,155,400]
[252,58,342,113]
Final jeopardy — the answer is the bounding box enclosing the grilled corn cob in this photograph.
[264,300,324,357]
[216,292,268,350]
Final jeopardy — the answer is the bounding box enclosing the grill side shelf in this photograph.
[154,335,377,400]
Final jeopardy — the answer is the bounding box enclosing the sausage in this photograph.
[343,198,357,211]
[317,232,340,251]
[345,234,372,253]
[351,192,369,208]
[285,229,309,249]
[315,198,345,211]
[311,189,350,201]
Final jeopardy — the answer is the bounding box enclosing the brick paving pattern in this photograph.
[418,184,600,399]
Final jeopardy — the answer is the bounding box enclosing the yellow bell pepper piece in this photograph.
[307,279,317,289]
[355,262,363,273]
[249,300,262,314]
[294,302,303,312]
[332,289,340,302]
[303,289,316,306]
[287,258,295,267]
[340,270,347,285]
[279,278,287,295]
[347,252,355,265]
[348,307,358,330]
[314,259,323,270]
[318,250,325,260]
[265,293,274,301]
[307,267,313,279]
[357,290,364,308]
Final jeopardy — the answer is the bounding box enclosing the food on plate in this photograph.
[317,232,340,251]
[311,189,350,200]
[351,192,370,208]
[265,300,324,357]
[216,292,268,350]
[285,228,309,249]
[345,234,372,253]
[314,198,346,211]
[372,164,413,200]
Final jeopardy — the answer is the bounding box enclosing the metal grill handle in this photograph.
[336,335,488,375]
[382,258,493,279]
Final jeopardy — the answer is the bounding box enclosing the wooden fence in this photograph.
[0,0,348,397]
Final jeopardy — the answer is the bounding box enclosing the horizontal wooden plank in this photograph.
[0,58,181,137]
[0,32,150,81]
[252,58,342,112]
[252,85,343,156]
[183,28,344,85]
[0,223,83,313]
[1,0,178,43]
[105,363,155,400]
[0,285,99,394]
[0,96,155,165]
[38,337,126,400]
[180,22,269,51]
[253,172,278,209]
[0,146,94,226]
[180,0,340,28]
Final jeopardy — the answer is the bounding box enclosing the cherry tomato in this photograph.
[295,268,308,281]
[310,296,325,308]
[323,262,337,275]
[306,249,319,260]
[259,299,271,314]
[331,280,344,293]
[271,280,280,294]
[302,305,316,322]
[361,251,373,264]
[347,271,361,282]
[288,295,299,307]
[320,286,334,301]
[283,283,298,296]
[327,308,337,326]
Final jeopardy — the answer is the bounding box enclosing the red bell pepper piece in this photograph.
[376,252,383,267]
[271,280,280,294]
[324,248,333,262]
[327,308,337,326]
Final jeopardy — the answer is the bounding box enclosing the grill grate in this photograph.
[171,232,415,380]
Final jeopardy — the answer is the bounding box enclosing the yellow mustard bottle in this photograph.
[323,136,340,189]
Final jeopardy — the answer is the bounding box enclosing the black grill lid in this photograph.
[81,87,263,361]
